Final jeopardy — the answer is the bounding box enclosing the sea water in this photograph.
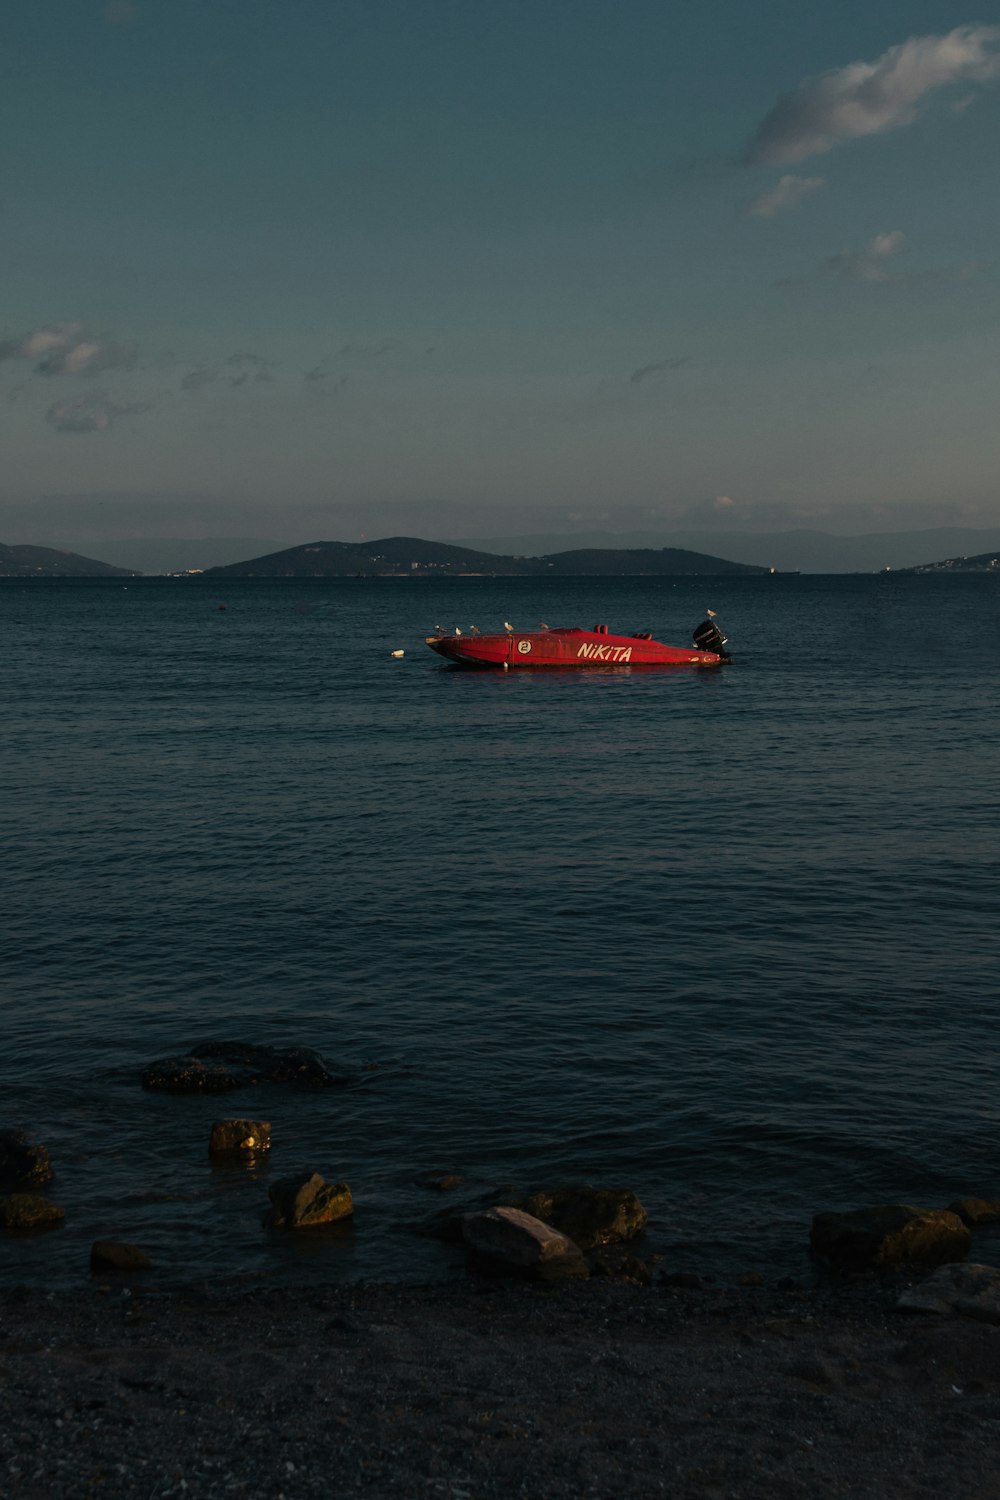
[3,573,999,1288]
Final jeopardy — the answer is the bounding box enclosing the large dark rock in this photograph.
[141,1042,350,1093]
[0,1131,54,1189]
[462,1207,589,1281]
[267,1172,353,1229]
[0,1194,64,1233]
[811,1205,972,1270]
[949,1197,1000,1226]
[209,1119,271,1155]
[517,1186,647,1250]
[91,1240,153,1272]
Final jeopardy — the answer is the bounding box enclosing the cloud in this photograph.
[227,351,274,386]
[824,230,906,281]
[747,173,825,218]
[46,395,150,433]
[181,368,217,391]
[776,231,988,288]
[0,322,137,376]
[629,356,691,385]
[745,25,1000,164]
[38,340,138,376]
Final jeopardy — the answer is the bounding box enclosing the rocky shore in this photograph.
[3,1274,999,1499]
[5,1062,1000,1497]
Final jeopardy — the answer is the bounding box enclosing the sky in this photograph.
[2,0,1000,552]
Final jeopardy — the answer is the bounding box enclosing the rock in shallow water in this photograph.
[267,1172,353,1229]
[0,1194,64,1233]
[949,1197,1000,1226]
[209,1119,271,1155]
[0,1131,54,1189]
[462,1206,589,1281]
[517,1186,647,1250]
[141,1042,351,1093]
[810,1204,971,1270]
[91,1240,153,1271]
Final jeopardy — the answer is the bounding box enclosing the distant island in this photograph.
[904,550,1000,574]
[0,543,137,578]
[204,537,771,578]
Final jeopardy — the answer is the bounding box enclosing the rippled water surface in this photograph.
[4,573,1000,1287]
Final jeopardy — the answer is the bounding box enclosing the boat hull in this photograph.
[425,627,723,669]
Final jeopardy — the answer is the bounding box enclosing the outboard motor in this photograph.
[692,613,730,660]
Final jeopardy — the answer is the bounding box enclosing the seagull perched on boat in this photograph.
[469,625,480,634]
[539,622,550,630]
[434,624,445,635]
[454,626,462,636]
[503,621,514,632]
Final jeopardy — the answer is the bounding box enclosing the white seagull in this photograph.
[503,621,514,632]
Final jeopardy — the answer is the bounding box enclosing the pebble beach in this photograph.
[4,1275,1000,1499]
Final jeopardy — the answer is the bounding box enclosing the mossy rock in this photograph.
[811,1205,971,1270]
[267,1172,353,1229]
[0,1131,54,1189]
[0,1194,64,1233]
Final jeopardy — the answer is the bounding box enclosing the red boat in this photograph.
[425,616,730,669]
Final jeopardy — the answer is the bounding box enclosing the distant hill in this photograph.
[0,543,138,578]
[205,536,768,578]
[905,550,1000,574]
[538,547,766,576]
[460,527,1000,574]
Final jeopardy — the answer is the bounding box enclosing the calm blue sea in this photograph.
[3,573,999,1288]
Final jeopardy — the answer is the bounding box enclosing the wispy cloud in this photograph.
[824,230,907,282]
[0,322,137,376]
[747,173,825,218]
[227,351,274,386]
[181,368,217,391]
[746,25,1000,165]
[629,356,691,385]
[46,395,150,433]
[777,231,988,288]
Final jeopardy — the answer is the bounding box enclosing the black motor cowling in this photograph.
[692,617,730,659]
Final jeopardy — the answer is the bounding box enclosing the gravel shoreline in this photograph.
[3,1276,999,1498]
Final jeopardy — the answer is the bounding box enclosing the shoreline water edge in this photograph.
[6,1104,1000,1497]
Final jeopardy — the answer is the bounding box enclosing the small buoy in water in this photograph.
[390,649,404,658]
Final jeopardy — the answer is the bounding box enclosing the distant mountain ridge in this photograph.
[204,536,769,578]
[0,543,137,578]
